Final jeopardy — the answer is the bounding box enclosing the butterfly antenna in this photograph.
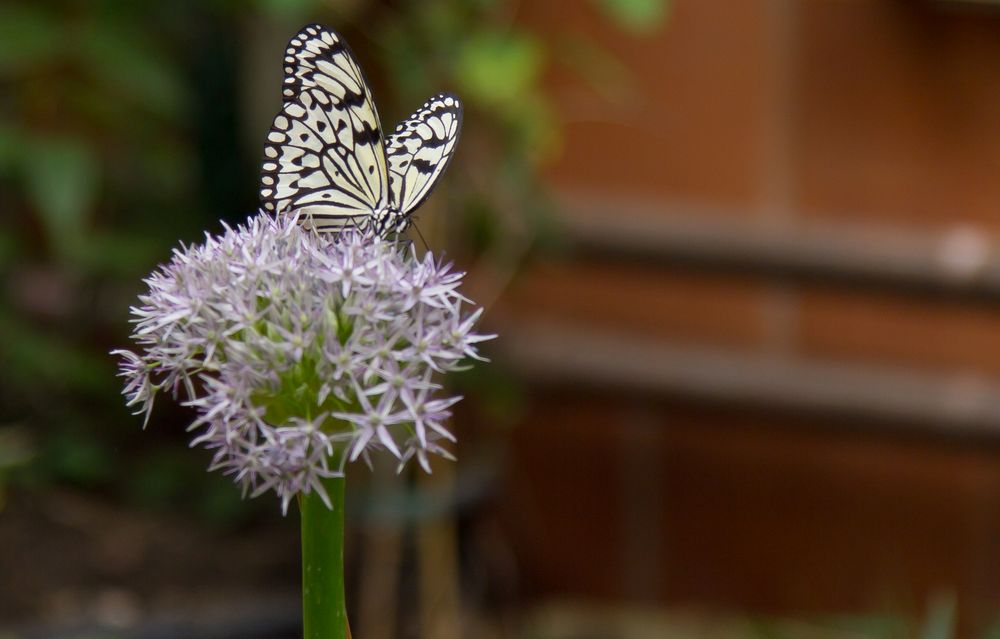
[412,219,430,252]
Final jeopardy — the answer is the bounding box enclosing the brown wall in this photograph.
[494,0,1000,623]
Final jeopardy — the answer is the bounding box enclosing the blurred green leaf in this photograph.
[507,96,559,158]
[0,5,62,73]
[127,451,194,508]
[982,621,1000,639]
[422,0,467,43]
[124,450,259,525]
[745,619,788,639]
[593,0,670,34]
[140,139,196,197]
[22,136,100,253]
[558,34,636,105]
[0,311,113,395]
[0,231,17,269]
[68,231,166,275]
[379,24,433,105]
[78,18,189,120]
[0,426,34,471]
[462,197,501,255]
[452,360,525,427]
[252,0,326,20]
[921,594,956,639]
[196,474,257,528]
[820,614,906,638]
[46,429,116,486]
[456,30,543,108]
[0,123,23,174]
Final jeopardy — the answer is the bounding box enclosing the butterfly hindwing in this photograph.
[261,24,387,231]
[386,93,463,217]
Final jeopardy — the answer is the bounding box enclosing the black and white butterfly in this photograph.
[259,24,463,237]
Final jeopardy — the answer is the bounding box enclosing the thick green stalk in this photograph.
[300,476,349,639]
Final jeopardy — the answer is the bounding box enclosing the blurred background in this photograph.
[4,0,1000,638]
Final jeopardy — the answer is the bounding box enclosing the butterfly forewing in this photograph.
[261,24,387,230]
[386,93,463,217]
[262,24,461,236]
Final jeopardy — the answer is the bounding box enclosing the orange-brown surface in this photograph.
[525,1,774,213]
[495,0,1000,622]
[506,260,769,350]
[795,2,1000,231]
[502,394,1000,619]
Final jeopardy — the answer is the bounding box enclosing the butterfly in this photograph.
[259,24,463,238]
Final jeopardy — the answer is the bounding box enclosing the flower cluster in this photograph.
[114,214,492,512]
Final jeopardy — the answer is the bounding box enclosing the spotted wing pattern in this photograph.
[260,24,387,231]
[386,93,463,218]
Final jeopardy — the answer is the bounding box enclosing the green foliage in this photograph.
[0,0,212,517]
[0,124,22,173]
[593,0,671,34]
[453,28,557,160]
[456,31,544,108]
[0,5,62,73]
[0,0,669,524]
[45,428,118,486]
[251,0,329,21]
[22,136,99,256]
[920,594,956,639]
[451,360,525,427]
[77,16,191,120]
[0,311,114,394]
[740,598,978,639]
[0,425,34,511]
[125,450,259,527]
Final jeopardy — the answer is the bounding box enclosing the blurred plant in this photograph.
[0,425,34,510]
[0,0,668,516]
[0,1,205,507]
[598,0,672,34]
[746,593,966,639]
[0,3,196,263]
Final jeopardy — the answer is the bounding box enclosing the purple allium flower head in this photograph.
[113,213,493,513]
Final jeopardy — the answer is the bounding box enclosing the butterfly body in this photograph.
[260,24,462,238]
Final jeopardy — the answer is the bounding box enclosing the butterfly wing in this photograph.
[386,93,463,218]
[260,24,388,231]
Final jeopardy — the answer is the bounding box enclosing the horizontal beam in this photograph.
[557,193,1000,300]
[503,321,1000,437]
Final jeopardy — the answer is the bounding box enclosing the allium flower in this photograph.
[113,213,493,513]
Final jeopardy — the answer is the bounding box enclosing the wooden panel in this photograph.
[521,0,772,212]
[500,397,626,601]
[503,260,768,349]
[794,1,1000,230]
[799,288,1000,376]
[500,393,1000,619]
[497,1,1000,626]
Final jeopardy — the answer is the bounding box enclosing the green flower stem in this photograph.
[300,475,349,639]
